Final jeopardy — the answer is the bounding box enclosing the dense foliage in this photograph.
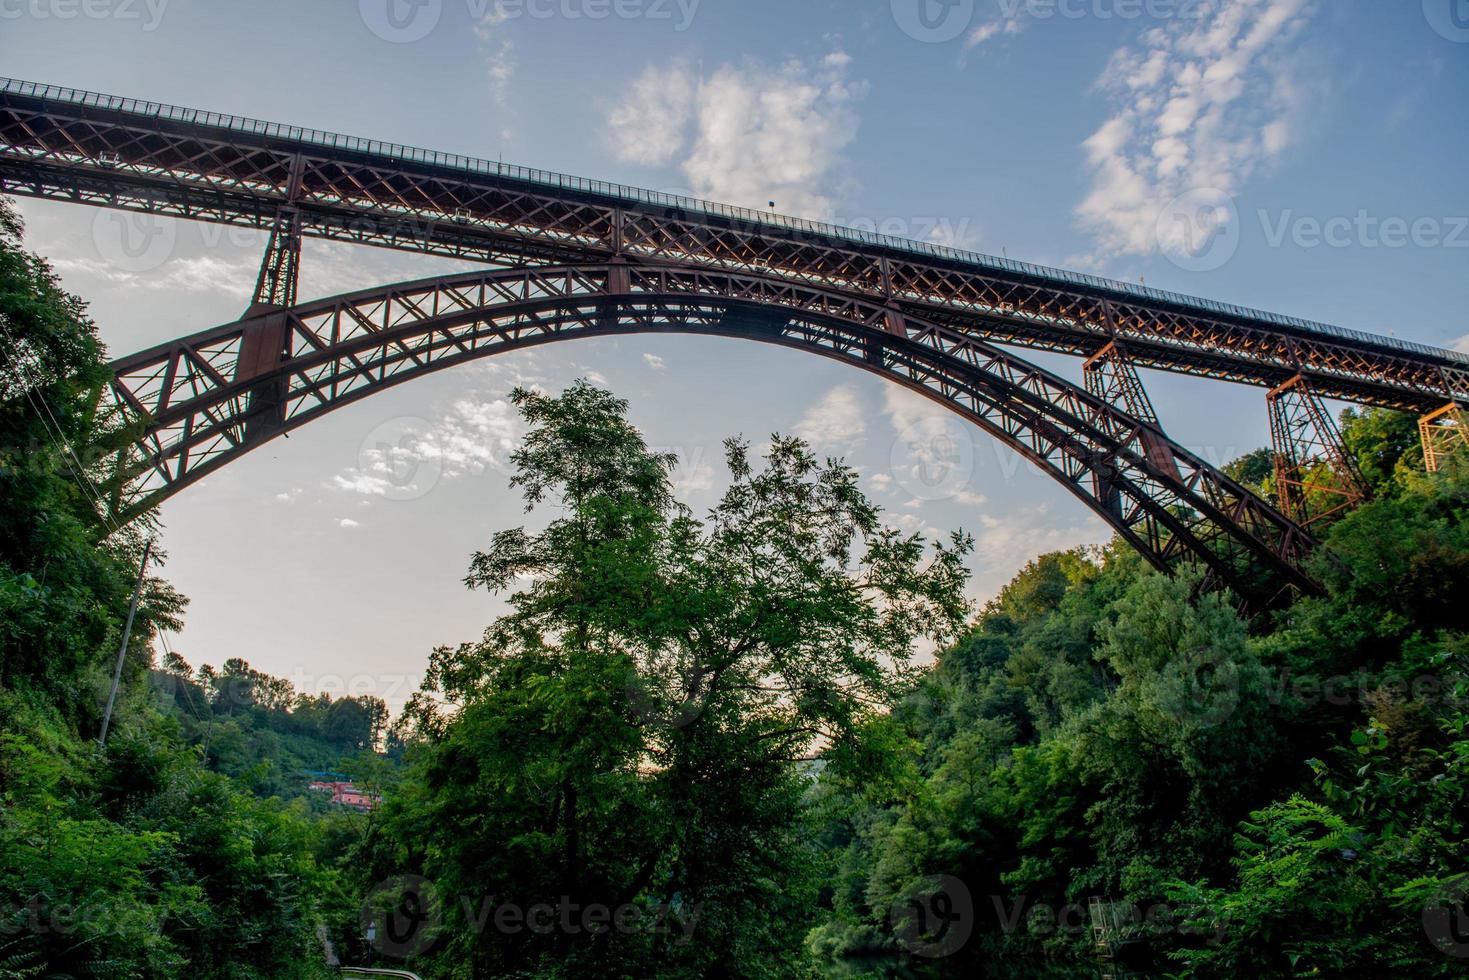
[2,194,1466,977]
[805,424,1469,978]
[364,383,973,978]
[0,201,354,978]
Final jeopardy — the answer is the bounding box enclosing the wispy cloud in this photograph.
[963,9,1026,52]
[793,384,866,450]
[1075,0,1319,259]
[473,5,516,133]
[331,363,538,500]
[605,51,865,220]
[53,253,259,294]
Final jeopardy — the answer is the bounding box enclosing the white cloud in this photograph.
[966,23,1002,47]
[338,518,360,529]
[331,366,534,499]
[883,384,949,443]
[673,460,716,497]
[793,384,866,449]
[963,11,1025,52]
[1450,333,1469,356]
[52,253,258,294]
[970,507,1110,582]
[950,488,988,508]
[606,62,698,167]
[605,52,866,220]
[472,7,516,112]
[643,353,667,371]
[1075,0,1319,259]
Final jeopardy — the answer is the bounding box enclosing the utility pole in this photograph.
[98,538,152,749]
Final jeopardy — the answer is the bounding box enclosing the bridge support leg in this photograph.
[234,313,291,442]
[1083,340,1159,425]
[247,210,301,315]
[1267,375,1369,527]
[1083,340,1183,483]
[1420,402,1468,473]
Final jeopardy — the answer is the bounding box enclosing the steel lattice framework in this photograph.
[7,78,1469,605]
[97,264,1316,603]
[1,78,1465,413]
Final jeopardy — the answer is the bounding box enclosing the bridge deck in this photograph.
[0,77,1464,413]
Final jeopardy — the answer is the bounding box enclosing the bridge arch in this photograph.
[98,262,1316,604]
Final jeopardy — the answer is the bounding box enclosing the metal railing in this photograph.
[337,968,423,980]
[3,76,1464,367]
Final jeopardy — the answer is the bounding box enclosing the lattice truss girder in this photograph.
[1421,401,1469,474]
[1082,340,1159,426]
[1,89,1464,412]
[1267,376,1372,527]
[98,264,1317,605]
[251,210,302,309]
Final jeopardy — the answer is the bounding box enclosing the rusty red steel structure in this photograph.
[1,78,1465,605]
[1267,376,1373,528]
[97,264,1318,603]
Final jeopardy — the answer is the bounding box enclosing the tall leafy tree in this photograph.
[377,382,972,977]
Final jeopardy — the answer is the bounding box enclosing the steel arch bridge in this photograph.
[2,78,1466,607]
[99,262,1315,599]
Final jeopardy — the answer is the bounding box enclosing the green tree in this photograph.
[373,382,971,978]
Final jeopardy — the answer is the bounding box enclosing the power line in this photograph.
[0,320,120,525]
[0,318,184,707]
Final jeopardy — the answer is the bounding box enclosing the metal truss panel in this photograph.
[2,80,1465,413]
[1083,340,1159,426]
[1267,376,1371,527]
[90,263,1321,610]
[1421,402,1468,474]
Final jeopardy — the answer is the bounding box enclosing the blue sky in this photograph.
[2,0,1465,711]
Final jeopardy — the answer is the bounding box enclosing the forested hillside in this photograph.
[1,193,1466,978]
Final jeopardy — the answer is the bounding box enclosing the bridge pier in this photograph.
[234,313,291,442]
[1082,339,1183,483]
[1267,375,1370,527]
[1083,339,1158,426]
[247,209,302,316]
[1421,402,1468,473]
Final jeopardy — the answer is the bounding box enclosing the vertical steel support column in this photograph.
[1267,375,1370,527]
[235,313,291,442]
[1083,339,1159,426]
[1421,403,1468,473]
[249,210,302,313]
[1082,311,1181,483]
[248,154,305,315]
